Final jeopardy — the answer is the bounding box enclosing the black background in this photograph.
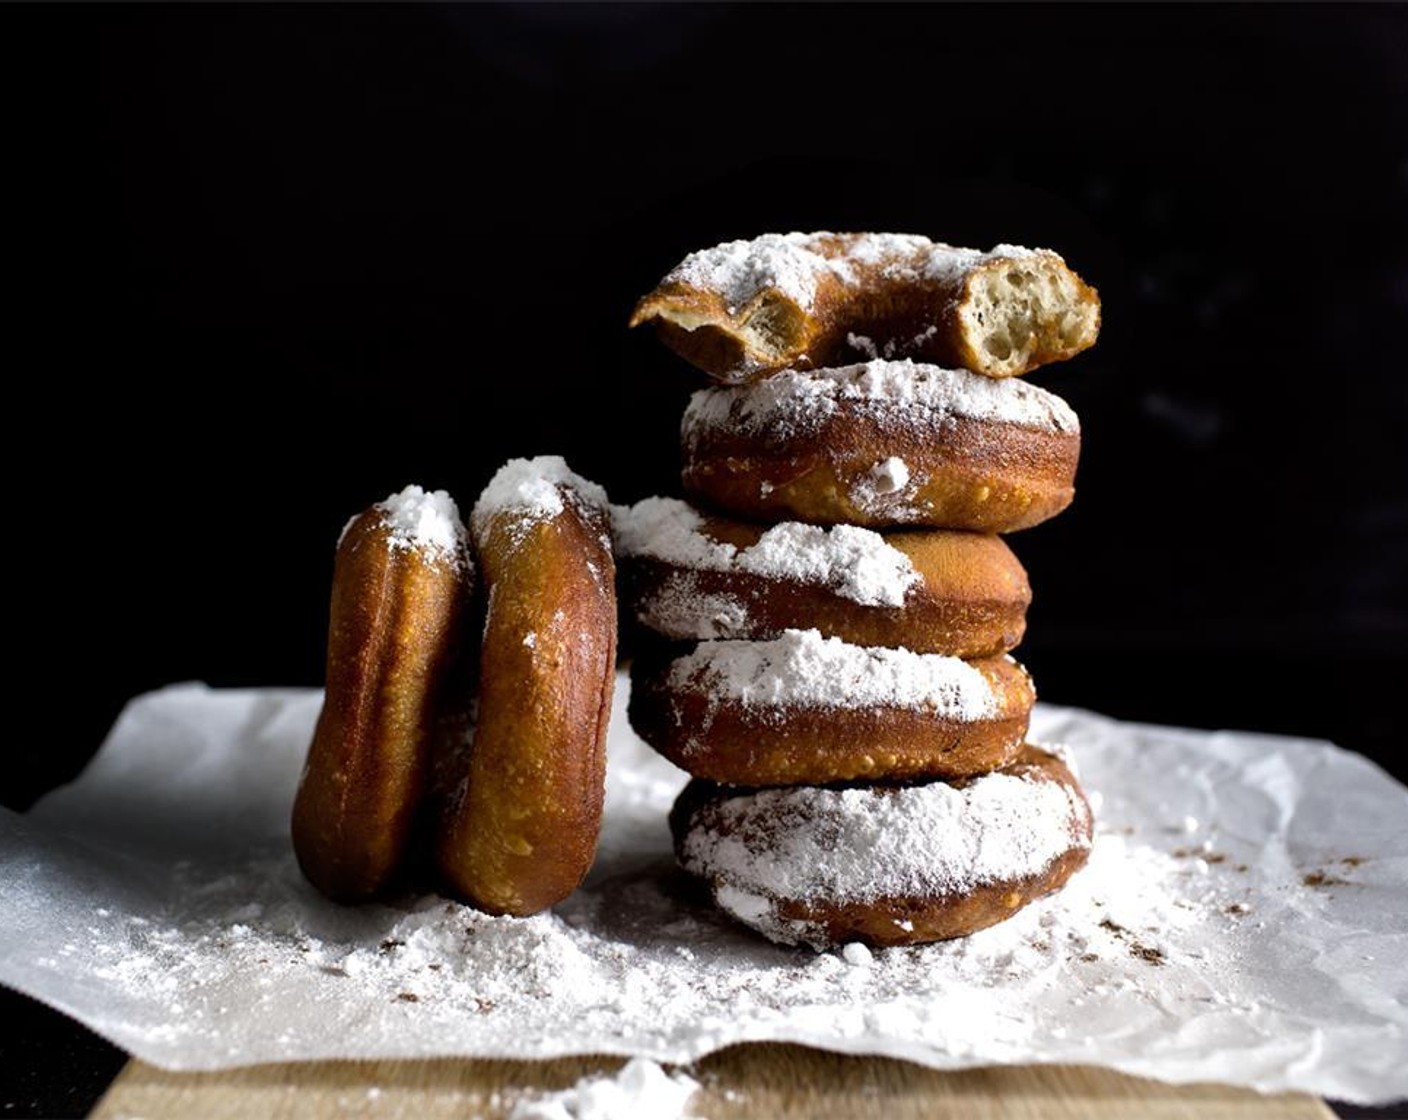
[4,5,1406,1116]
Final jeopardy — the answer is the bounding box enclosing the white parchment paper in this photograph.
[1,676,1405,1103]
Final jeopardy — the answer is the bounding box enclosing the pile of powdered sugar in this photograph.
[677,755,1091,948]
[507,1058,698,1120]
[4,677,1406,1103]
[663,629,1001,718]
[471,456,611,542]
[682,359,1080,447]
[612,496,920,607]
[338,485,469,570]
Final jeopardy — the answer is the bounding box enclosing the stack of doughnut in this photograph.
[621,232,1100,950]
[292,459,618,917]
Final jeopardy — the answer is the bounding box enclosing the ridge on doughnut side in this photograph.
[437,457,617,917]
[293,486,474,903]
[670,743,1094,950]
[630,231,1100,382]
[681,360,1081,531]
[629,630,1035,786]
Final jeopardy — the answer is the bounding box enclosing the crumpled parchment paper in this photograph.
[1,676,1405,1104]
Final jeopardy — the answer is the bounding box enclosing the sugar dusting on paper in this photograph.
[1,678,1406,1105]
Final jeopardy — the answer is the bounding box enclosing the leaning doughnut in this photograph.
[614,496,1029,657]
[630,232,1100,383]
[292,486,473,903]
[436,457,617,917]
[681,358,1079,532]
[629,629,1035,786]
[670,743,1093,950]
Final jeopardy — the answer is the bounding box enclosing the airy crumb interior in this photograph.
[966,261,1095,374]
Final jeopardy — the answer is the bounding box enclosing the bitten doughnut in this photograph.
[293,486,473,903]
[614,496,1029,657]
[436,457,617,917]
[629,629,1035,786]
[630,232,1100,383]
[671,743,1093,950]
[682,358,1079,532]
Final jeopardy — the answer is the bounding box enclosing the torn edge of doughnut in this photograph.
[630,232,1100,381]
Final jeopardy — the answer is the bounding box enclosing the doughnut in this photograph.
[435,457,617,917]
[681,358,1079,532]
[670,743,1093,950]
[614,496,1029,657]
[628,629,1035,786]
[292,486,473,903]
[630,232,1100,383]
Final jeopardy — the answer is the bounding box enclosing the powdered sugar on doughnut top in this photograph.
[667,233,835,314]
[613,497,920,607]
[678,749,1091,947]
[666,628,999,718]
[683,359,1079,443]
[661,232,1044,314]
[368,485,468,570]
[471,456,610,543]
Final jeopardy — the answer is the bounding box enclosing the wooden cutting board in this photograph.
[92,1047,1335,1119]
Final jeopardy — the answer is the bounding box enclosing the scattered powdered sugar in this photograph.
[5,678,1407,1103]
[660,233,1050,315]
[677,756,1091,947]
[664,629,998,718]
[508,1058,698,1120]
[682,359,1080,447]
[471,457,611,543]
[634,576,752,641]
[613,497,920,607]
[368,485,468,569]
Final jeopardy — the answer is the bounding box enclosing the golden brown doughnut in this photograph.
[681,358,1079,532]
[628,629,1035,786]
[614,497,1029,657]
[292,486,473,903]
[630,232,1100,383]
[670,743,1093,950]
[436,457,617,917]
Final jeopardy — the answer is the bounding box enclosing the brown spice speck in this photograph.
[1303,871,1347,888]
[1099,919,1165,966]
[396,992,420,1003]
[1340,856,1367,868]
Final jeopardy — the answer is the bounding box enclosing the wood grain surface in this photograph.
[92,1047,1335,1119]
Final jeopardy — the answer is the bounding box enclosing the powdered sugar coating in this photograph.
[683,359,1079,446]
[613,497,920,608]
[368,485,468,570]
[471,456,611,544]
[666,232,836,314]
[666,629,999,719]
[661,232,1044,314]
[678,749,1092,947]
